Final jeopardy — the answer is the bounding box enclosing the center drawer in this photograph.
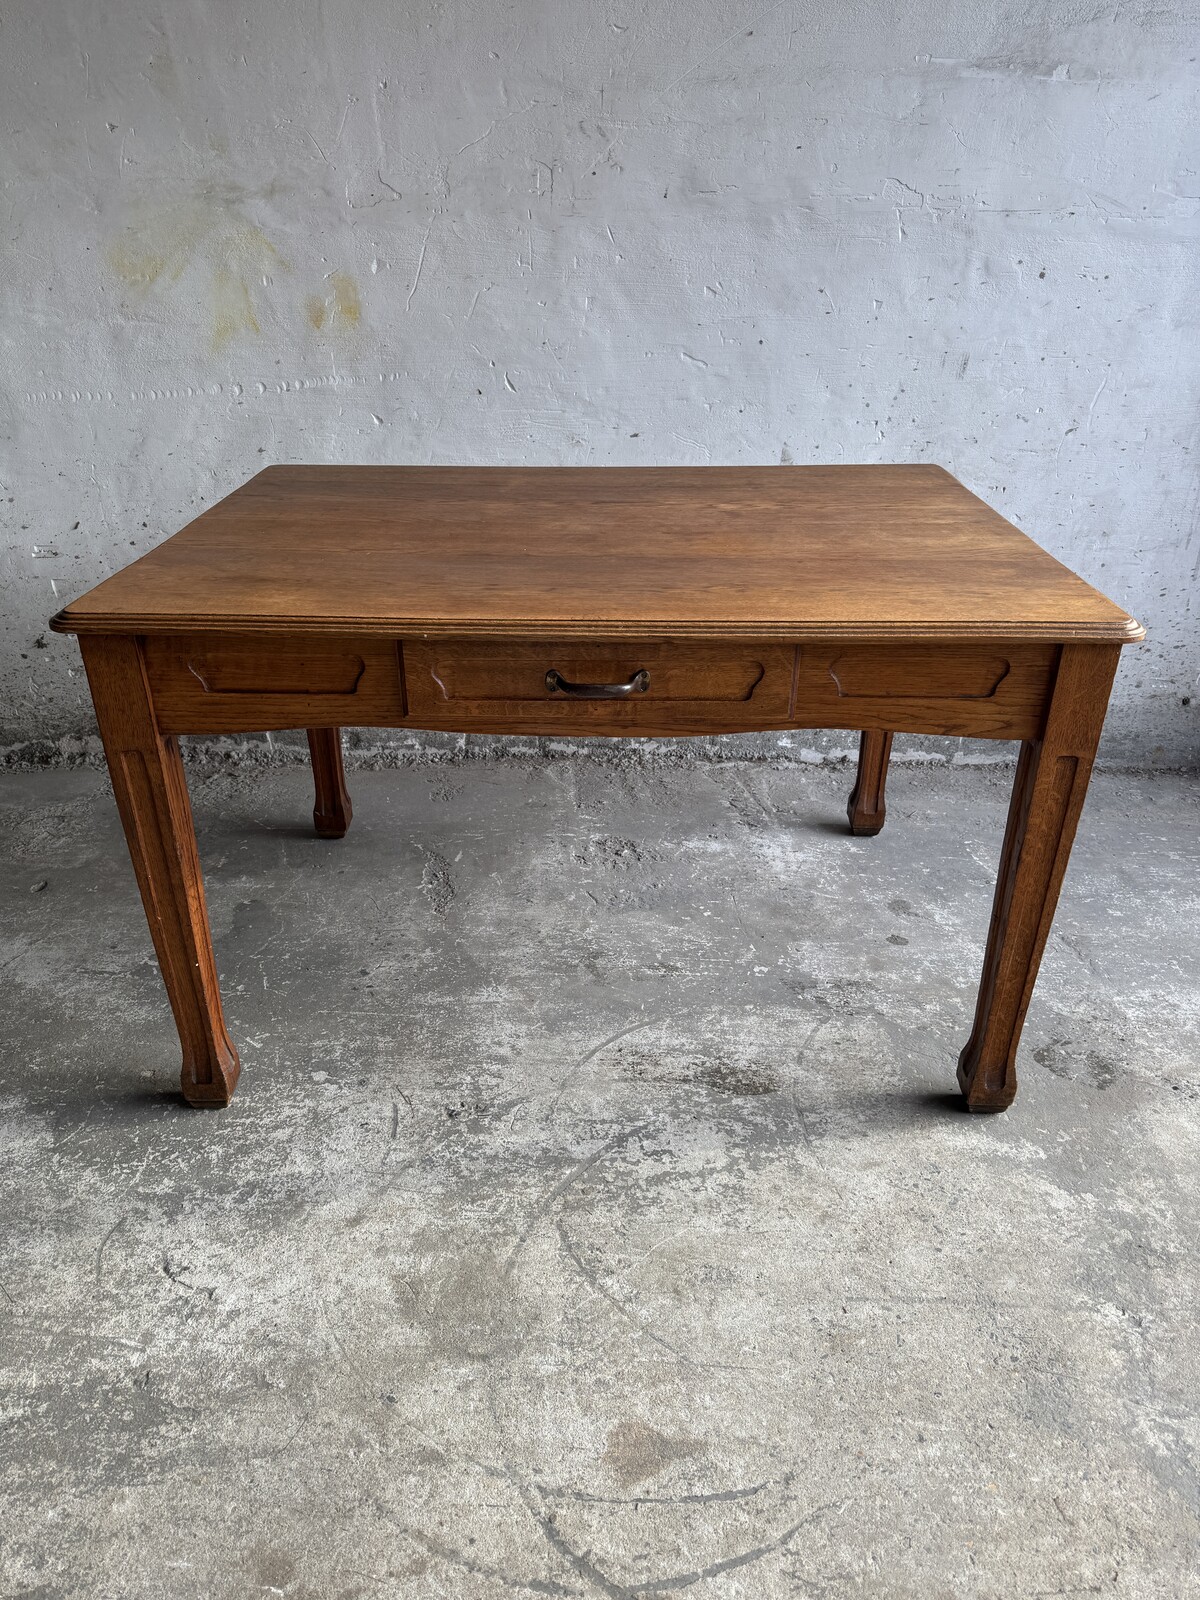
[403,639,796,734]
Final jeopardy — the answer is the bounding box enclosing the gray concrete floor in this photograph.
[1,756,1198,1599]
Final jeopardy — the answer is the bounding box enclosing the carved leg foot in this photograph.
[847,730,893,836]
[957,645,1119,1112]
[81,636,241,1107]
[307,727,352,839]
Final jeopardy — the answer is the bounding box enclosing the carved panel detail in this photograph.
[829,649,1012,700]
[186,652,366,695]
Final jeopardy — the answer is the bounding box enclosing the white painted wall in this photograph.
[3,0,1196,764]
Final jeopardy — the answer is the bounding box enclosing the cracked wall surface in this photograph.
[2,0,1197,764]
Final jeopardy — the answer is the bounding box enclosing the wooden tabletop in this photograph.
[51,464,1142,643]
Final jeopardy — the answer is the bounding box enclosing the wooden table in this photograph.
[51,465,1142,1114]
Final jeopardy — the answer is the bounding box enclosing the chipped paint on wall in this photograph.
[1,0,1197,763]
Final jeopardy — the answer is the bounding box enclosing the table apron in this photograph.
[142,633,1061,741]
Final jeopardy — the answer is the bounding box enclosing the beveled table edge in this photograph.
[49,609,1147,644]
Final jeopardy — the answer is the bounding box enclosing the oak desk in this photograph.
[51,465,1142,1114]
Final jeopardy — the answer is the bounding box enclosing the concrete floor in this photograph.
[1,755,1197,1598]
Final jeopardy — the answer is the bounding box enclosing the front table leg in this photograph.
[958,643,1119,1112]
[81,636,240,1107]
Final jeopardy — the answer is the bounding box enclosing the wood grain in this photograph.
[50,465,1142,644]
[80,635,240,1107]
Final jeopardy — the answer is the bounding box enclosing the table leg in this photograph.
[80,636,240,1107]
[306,727,352,838]
[847,730,893,835]
[957,643,1119,1112]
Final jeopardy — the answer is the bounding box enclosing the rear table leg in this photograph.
[847,730,893,836]
[307,728,352,839]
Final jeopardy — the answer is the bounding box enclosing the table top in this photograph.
[51,464,1142,643]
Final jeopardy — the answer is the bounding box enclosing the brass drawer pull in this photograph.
[545,667,650,699]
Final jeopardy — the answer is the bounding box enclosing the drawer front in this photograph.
[792,642,1058,739]
[144,633,408,733]
[404,640,796,734]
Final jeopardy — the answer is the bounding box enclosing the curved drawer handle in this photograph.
[545,667,650,699]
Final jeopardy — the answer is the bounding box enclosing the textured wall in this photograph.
[3,0,1196,764]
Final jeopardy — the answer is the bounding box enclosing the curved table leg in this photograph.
[958,644,1119,1112]
[847,730,893,835]
[81,635,240,1107]
[307,727,353,839]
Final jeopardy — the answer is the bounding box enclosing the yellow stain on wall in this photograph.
[211,268,261,352]
[108,243,168,288]
[106,191,283,353]
[108,215,207,289]
[306,272,362,332]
